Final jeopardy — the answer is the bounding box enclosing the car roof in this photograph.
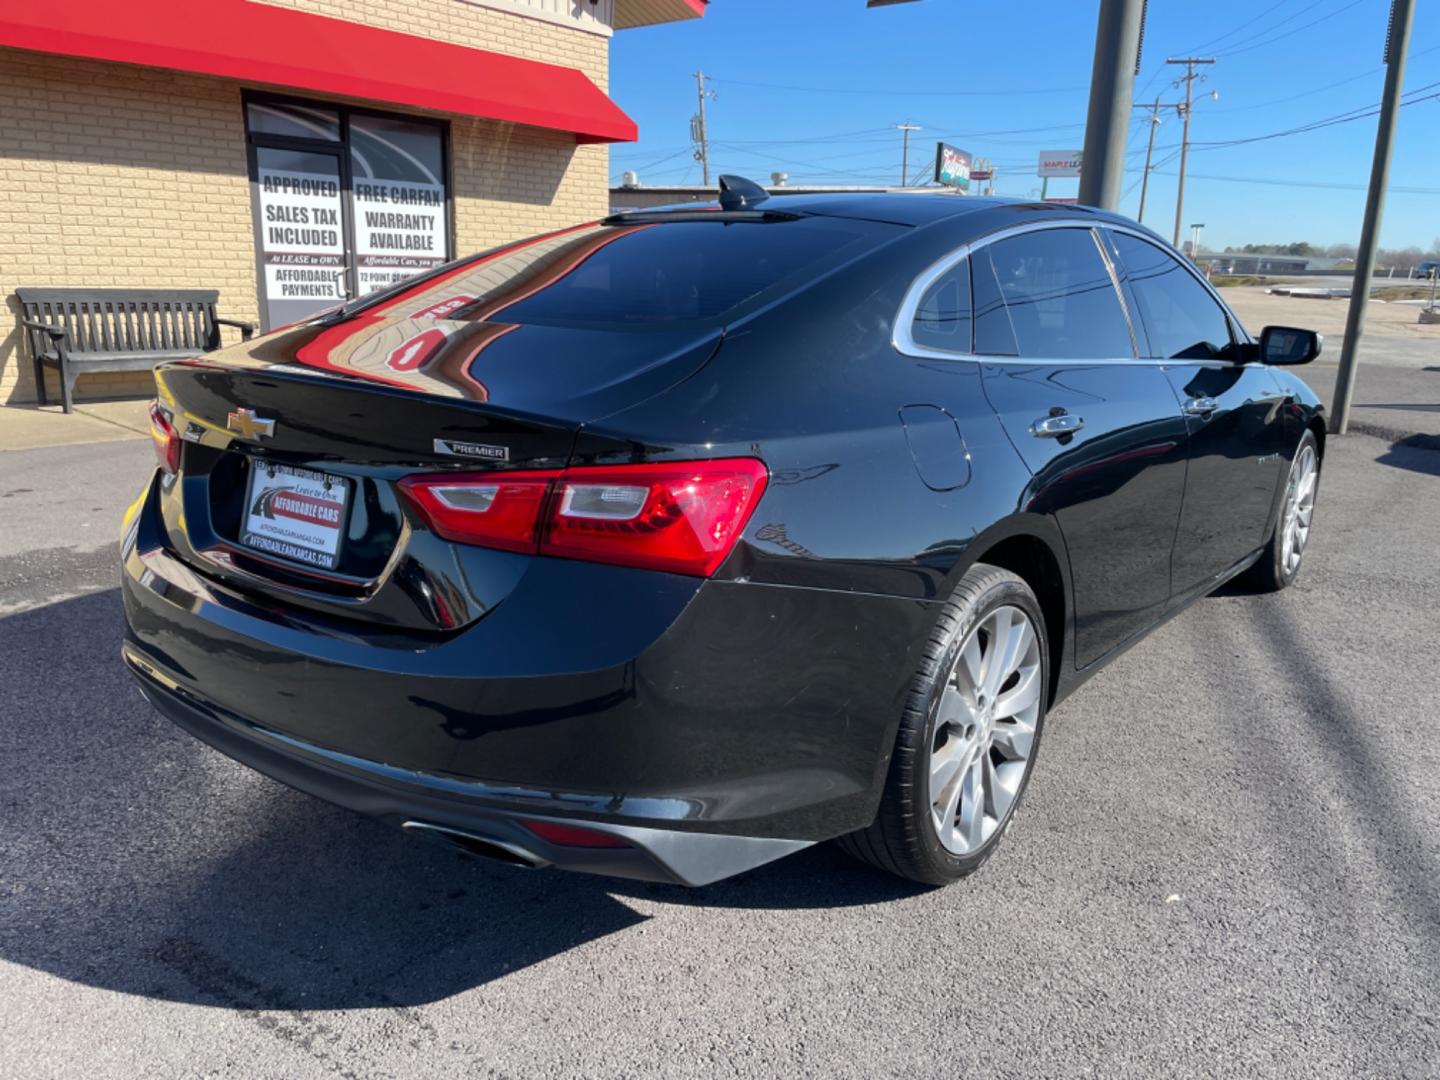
[616,192,1126,231]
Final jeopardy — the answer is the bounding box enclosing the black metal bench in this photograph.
[16,288,255,413]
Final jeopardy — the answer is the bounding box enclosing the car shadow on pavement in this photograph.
[1375,436,1440,474]
[0,589,923,1013]
[1199,586,1440,975]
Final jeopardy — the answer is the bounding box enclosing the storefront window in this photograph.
[245,95,451,330]
[245,101,341,141]
[349,114,449,297]
[253,147,346,331]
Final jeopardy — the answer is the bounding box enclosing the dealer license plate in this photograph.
[241,461,351,570]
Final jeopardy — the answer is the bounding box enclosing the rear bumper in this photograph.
[126,655,808,886]
[121,472,938,875]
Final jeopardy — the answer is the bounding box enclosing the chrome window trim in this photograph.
[1090,225,1140,359]
[893,217,1263,368]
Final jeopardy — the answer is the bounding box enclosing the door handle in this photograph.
[1183,396,1219,417]
[1030,413,1085,438]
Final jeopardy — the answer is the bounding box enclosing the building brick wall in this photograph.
[255,0,609,88]
[0,51,257,405]
[1,0,611,407]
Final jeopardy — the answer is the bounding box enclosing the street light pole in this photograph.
[1331,0,1416,435]
[1137,95,1162,223]
[897,123,921,187]
[1168,57,1215,248]
[692,71,714,187]
[1077,0,1147,210]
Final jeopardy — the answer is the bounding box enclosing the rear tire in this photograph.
[840,563,1049,886]
[1240,430,1320,593]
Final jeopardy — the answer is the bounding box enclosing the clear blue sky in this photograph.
[609,0,1440,252]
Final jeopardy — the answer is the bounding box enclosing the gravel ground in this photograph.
[1,434,1437,1079]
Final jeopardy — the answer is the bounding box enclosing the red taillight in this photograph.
[545,460,769,577]
[397,458,768,578]
[519,819,631,849]
[148,402,180,475]
[397,471,559,553]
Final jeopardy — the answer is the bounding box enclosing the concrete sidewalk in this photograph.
[0,400,150,452]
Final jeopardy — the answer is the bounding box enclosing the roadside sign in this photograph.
[1038,150,1082,178]
[934,143,972,192]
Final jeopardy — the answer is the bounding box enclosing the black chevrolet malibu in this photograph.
[122,179,1325,887]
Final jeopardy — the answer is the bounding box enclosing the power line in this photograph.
[709,141,926,180]
[1215,0,1366,57]
[930,123,1087,138]
[1147,169,1440,195]
[712,76,1087,98]
[1209,64,1384,113]
[723,129,897,146]
[1192,80,1440,148]
[610,146,694,177]
[1124,148,1181,199]
[710,141,923,169]
[1193,0,1323,56]
[1179,0,1298,55]
[1207,41,1438,113]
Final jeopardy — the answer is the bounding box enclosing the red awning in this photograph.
[0,0,637,144]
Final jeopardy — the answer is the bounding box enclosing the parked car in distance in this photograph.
[122,178,1325,887]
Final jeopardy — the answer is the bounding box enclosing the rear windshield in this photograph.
[385,218,895,330]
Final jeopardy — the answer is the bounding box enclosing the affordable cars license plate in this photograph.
[241,461,350,570]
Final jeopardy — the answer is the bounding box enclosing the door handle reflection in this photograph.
[1183,397,1219,417]
[1030,413,1085,438]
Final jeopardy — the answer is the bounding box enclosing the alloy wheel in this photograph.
[1280,443,1318,576]
[929,605,1042,856]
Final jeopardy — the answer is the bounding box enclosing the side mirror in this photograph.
[1259,325,1322,365]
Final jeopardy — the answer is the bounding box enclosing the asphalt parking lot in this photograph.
[2,431,1438,1079]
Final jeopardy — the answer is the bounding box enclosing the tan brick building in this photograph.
[0,0,704,408]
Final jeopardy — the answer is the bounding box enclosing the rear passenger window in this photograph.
[983,229,1134,359]
[910,259,972,352]
[1111,233,1235,360]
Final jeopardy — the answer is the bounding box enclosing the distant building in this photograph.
[1202,254,1311,275]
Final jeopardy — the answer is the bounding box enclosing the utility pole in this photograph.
[1077,0,1146,209]
[897,123,921,187]
[692,71,714,186]
[1332,0,1415,435]
[1167,56,1215,247]
[1136,95,1162,222]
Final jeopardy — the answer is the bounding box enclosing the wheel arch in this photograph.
[1307,414,1327,460]
[947,514,1072,712]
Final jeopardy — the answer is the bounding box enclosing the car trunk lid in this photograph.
[150,315,722,632]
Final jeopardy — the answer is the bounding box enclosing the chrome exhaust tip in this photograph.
[400,820,548,869]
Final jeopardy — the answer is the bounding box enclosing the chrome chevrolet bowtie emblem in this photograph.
[227,408,276,441]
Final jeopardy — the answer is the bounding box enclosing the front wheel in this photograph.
[1243,430,1320,592]
[840,564,1049,886]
